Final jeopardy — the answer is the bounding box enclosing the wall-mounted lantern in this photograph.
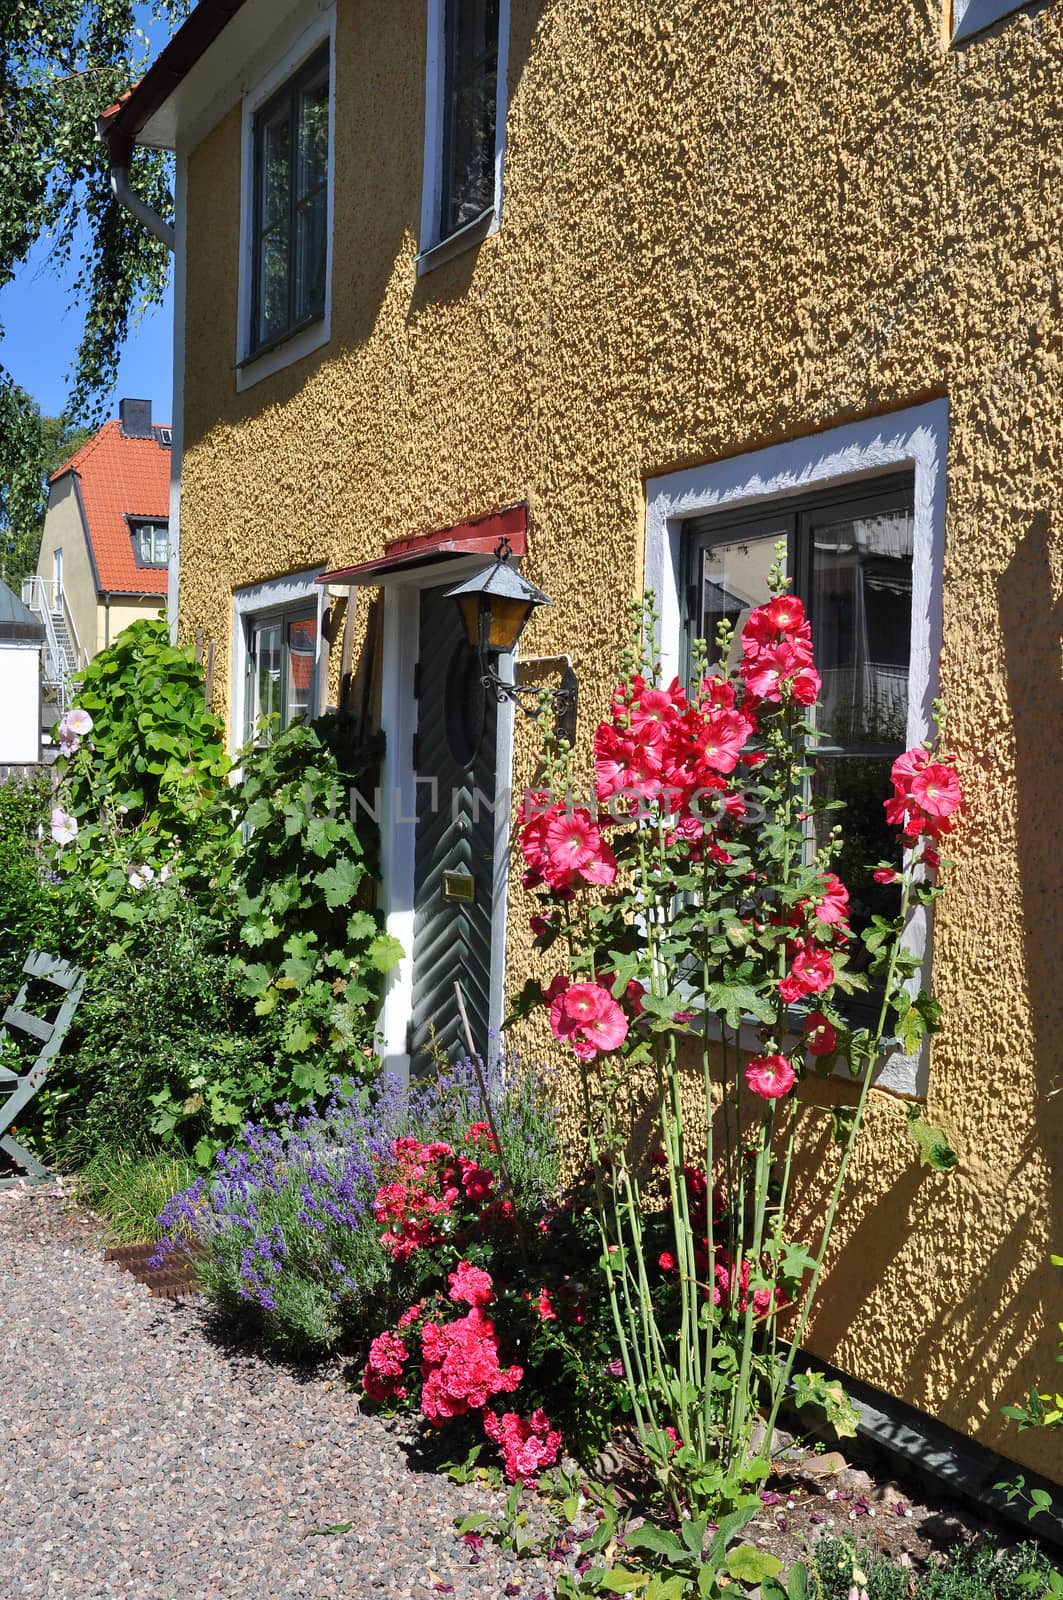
[443,538,577,737]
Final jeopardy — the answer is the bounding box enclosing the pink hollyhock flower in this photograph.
[698,708,757,774]
[744,1053,796,1099]
[873,867,899,885]
[658,1251,676,1272]
[909,762,961,819]
[449,1260,495,1307]
[545,809,601,875]
[804,1011,837,1057]
[814,872,850,927]
[784,944,835,998]
[742,594,808,649]
[628,681,686,742]
[593,722,663,804]
[529,914,551,937]
[544,973,569,1004]
[921,845,941,869]
[699,674,737,711]
[549,980,630,1059]
[740,640,815,703]
[534,1288,557,1322]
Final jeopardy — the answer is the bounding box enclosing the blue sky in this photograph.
[0,6,176,426]
[0,232,175,424]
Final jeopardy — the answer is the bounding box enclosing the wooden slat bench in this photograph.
[0,951,85,1186]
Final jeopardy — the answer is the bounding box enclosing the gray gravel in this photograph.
[0,1183,560,1599]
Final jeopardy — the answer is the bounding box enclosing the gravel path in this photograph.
[0,1184,558,1600]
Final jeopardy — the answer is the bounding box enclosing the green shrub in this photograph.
[77,1147,199,1243]
[810,1536,1058,1600]
[219,718,400,1090]
[0,769,56,996]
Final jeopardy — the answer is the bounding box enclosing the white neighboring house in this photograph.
[0,579,45,769]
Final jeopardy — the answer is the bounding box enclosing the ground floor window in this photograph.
[232,569,323,752]
[644,400,947,1094]
[683,474,915,967]
[245,608,318,744]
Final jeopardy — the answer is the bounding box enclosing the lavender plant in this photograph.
[155,1053,559,1355]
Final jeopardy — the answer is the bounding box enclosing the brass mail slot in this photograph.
[443,871,476,904]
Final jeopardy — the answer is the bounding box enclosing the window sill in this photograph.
[952,0,1040,42]
[235,311,330,393]
[416,207,495,277]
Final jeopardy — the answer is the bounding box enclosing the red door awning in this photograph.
[317,504,528,586]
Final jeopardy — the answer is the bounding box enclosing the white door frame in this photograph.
[374,558,516,1082]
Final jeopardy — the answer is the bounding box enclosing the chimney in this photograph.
[119,398,153,439]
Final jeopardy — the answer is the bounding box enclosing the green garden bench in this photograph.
[0,951,85,1187]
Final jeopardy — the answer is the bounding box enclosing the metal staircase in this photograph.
[20,577,86,720]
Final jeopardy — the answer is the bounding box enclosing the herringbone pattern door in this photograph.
[409,584,498,1072]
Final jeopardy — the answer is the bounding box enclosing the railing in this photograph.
[20,577,76,716]
[60,590,86,672]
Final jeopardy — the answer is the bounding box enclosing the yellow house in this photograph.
[27,400,171,720]
[103,0,1062,1490]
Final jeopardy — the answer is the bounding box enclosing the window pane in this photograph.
[809,505,913,748]
[260,104,291,229]
[694,530,783,663]
[442,0,499,236]
[286,615,317,725]
[294,186,327,323]
[297,71,329,198]
[253,623,283,741]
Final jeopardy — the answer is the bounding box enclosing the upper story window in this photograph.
[237,16,334,392]
[953,0,1036,40]
[419,0,509,271]
[250,45,329,355]
[129,518,170,568]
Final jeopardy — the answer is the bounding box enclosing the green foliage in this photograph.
[0,1,186,420]
[77,1147,198,1243]
[906,1106,959,1173]
[0,769,55,995]
[221,719,392,1079]
[810,1536,1060,1600]
[63,617,232,856]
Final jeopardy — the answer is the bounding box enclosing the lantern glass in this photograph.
[484,594,535,652]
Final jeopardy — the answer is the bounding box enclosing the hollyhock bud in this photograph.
[804,1011,837,1057]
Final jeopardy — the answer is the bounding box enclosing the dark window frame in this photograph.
[127,516,170,569]
[438,0,501,243]
[249,44,330,359]
[244,603,318,745]
[682,473,916,1025]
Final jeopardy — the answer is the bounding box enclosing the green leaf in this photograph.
[314,858,362,909]
[624,1524,687,1562]
[724,1545,783,1583]
[906,1106,959,1171]
[596,1569,649,1594]
[302,1522,353,1539]
[367,933,404,973]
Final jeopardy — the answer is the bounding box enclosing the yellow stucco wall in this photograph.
[37,478,97,667]
[178,0,1063,1478]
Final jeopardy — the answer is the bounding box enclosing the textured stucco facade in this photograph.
[175,0,1063,1479]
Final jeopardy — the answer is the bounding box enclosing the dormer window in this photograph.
[129,519,170,568]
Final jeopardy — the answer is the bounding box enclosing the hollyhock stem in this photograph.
[453,980,529,1274]
[764,865,917,1446]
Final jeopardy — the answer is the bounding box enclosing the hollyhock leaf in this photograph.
[314,858,362,908]
[624,1524,686,1561]
[725,1546,783,1583]
[906,1109,958,1172]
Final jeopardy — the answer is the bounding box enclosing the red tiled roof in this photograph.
[51,419,171,595]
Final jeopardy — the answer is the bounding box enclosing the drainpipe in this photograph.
[104,594,111,649]
[96,122,175,253]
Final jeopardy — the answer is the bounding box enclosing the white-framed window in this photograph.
[645,400,948,1097]
[953,0,1039,41]
[236,10,335,392]
[418,0,510,273]
[232,569,325,749]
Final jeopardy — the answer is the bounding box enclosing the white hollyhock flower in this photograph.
[50,808,78,847]
[64,708,94,737]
